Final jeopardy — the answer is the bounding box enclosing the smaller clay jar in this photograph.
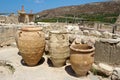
[70,43,95,77]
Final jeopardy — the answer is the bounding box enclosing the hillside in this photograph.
[36,1,120,23]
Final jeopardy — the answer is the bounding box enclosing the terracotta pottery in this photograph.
[15,28,21,54]
[49,30,70,67]
[16,26,45,66]
[70,43,95,76]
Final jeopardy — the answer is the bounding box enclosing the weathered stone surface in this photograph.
[83,30,89,36]
[99,63,113,72]
[10,42,17,47]
[89,30,102,37]
[101,31,113,39]
[69,32,76,43]
[74,30,83,36]
[95,38,120,64]
[0,27,4,44]
[0,15,18,24]
[112,34,120,39]
[95,40,111,63]
[0,38,15,47]
[110,68,120,80]
[100,38,120,44]
[0,25,18,47]
[72,36,96,46]
[92,63,112,76]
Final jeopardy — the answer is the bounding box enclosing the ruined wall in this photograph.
[0,15,19,24]
[0,25,18,46]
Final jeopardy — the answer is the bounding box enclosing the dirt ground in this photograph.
[0,46,98,80]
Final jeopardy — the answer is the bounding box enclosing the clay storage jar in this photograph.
[15,28,21,54]
[70,43,95,76]
[16,26,45,66]
[49,30,70,67]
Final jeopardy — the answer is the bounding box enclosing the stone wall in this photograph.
[0,25,18,46]
[95,38,120,65]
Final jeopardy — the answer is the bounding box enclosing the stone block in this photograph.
[95,38,120,64]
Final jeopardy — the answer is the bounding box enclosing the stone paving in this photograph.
[0,47,98,80]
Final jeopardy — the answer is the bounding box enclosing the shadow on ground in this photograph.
[17,52,21,56]
[21,57,45,67]
[65,65,90,78]
[65,65,77,77]
[47,58,54,67]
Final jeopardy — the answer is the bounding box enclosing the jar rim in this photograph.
[70,44,95,53]
[21,26,42,31]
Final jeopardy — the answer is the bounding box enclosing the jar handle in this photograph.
[37,32,41,37]
[74,38,81,44]
[89,52,94,57]
[62,34,65,39]
[19,31,22,37]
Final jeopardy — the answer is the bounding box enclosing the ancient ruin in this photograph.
[0,13,18,24]
[0,21,120,79]
[18,6,35,23]
[1,1,120,80]
[0,6,35,24]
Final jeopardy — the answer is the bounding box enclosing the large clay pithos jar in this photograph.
[49,30,70,67]
[16,26,45,66]
[70,43,95,76]
[15,28,21,54]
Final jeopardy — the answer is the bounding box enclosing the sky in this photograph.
[0,0,109,14]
